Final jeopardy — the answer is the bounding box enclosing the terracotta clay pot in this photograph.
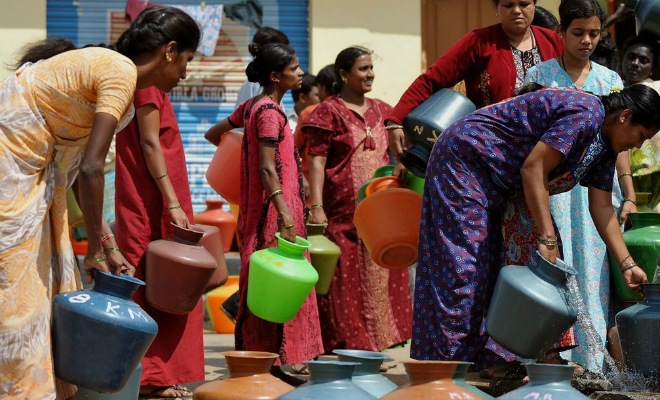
[205,276,239,333]
[193,351,293,400]
[365,176,403,196]
[191,224,228,291]
[306,223,340,296]
[195,200,237,253]
[354,188,422,269]
[380,361,485,400]
[206,131,242,205]
[146,224,218,314]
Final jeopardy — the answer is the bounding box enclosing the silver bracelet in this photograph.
[385,124,404,131]
[620,263,638,273]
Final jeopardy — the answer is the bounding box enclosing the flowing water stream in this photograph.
[566,275,654,391]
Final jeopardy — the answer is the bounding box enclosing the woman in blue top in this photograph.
[413,84,659,372]
[523,0,634,372]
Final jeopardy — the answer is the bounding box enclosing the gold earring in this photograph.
[166,53,172,62]
[342,77,348,84]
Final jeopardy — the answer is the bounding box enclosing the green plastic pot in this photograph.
[67,189,85,228]
[610,212,660,302]
[306,224,340,296]
[247,233,319,323]
[405,172,425,196]
[374,165,395,178]
[636,192,657,213]
[357,178,379,203]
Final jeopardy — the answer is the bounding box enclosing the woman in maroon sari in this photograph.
[205,43,323,383]
[304,47,412,353]
[115,85,219,398]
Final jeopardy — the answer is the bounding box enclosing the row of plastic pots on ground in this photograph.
[194,350,590,400]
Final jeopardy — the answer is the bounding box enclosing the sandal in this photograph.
[479,361,526,381]
[139,385,192,398]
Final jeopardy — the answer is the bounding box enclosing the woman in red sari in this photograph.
[205,43,323,384]
[115,84,222,398]
[304,47,412,353]
[386,0,564,156]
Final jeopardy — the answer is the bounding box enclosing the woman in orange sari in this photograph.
[0,7,199,398]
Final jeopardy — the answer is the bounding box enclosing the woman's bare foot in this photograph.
[139,385,192,398]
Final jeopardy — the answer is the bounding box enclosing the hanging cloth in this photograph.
[174,4,224,57]
[224,0,262,29]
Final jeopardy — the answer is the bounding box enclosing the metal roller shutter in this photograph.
[47,0,309,213]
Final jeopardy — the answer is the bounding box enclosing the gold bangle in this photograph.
[167,204,181,210]
[281,223,294,229]
[537,236,558,249]
[154,172,168,181]
[618,172,632,180]
[268,189,283,201]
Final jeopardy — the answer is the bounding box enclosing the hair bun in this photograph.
[248,42,261,58]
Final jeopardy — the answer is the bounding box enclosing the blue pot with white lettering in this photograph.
[498,364,589,399]
[52,271,158,393]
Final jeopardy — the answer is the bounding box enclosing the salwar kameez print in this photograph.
[303,96,412,353]
[115,87,205,387]
[230,97,323,365]
[414,89,616,370]
[0,48,136,399]
[524,60,624,371]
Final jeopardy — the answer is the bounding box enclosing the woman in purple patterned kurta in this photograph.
[413,86,660,369]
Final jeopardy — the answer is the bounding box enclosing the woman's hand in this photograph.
[302,175,311,200]
[392,162,408,181]
[169,206,191,229]
[309,206,328,226]
[83,255,111,284]
[538,242,559,265]
[279,213,298,243]
[106,249,136,277]
[619,200,637,226]
[623,264,648,293]
[388,127,406,158]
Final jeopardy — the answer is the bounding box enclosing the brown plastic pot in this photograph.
[380,361,485,399]
[191,224,228,291]
[195,199,237,253]
[193,351,293,400]
[146,224,218,314]
[353,188,422,269]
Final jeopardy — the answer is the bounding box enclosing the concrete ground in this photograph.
[180,329,660,400]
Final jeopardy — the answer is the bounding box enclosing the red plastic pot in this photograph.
[146,224,218,314]
[191,224,228,291]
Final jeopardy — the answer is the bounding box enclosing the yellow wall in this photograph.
[0,0,47,78]
[309,0,422,105]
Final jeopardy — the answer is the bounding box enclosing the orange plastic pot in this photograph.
[205,276,239,333]
[365,176,403,196]
[206,131,242,205]
[354,188,422,269]
[195,200,237,253]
